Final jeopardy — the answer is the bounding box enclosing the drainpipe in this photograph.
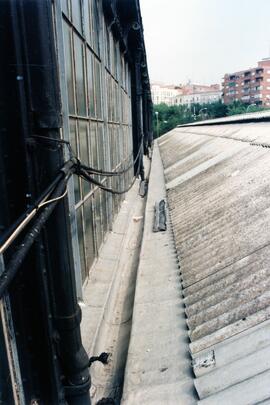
[131,47,145,180]
[10,1,91,403]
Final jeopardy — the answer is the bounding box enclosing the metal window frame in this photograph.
[55,0,134,288]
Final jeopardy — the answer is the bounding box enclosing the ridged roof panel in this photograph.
[158,123,270,404]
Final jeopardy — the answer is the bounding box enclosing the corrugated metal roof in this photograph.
[178,110,270,126]
[158,123,270,404]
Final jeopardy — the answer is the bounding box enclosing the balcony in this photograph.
[256,69,264,75]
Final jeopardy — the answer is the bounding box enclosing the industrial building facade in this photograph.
[0,0,152,404]
[223,58,270,106]
[59,0,135,289]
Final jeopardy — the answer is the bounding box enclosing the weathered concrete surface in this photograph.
[121,143,196,405]
[81,169,147,403]
[158,123,270,404]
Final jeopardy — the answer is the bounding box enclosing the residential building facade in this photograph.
[223,58,270,106]
[151,83,182,105]
[152,82,221,106]
[173,84,221,106]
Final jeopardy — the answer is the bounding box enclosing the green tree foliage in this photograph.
[153,101,267,138]
[227,100,264,116]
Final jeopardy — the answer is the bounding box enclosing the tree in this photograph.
[152,100,270,137]
[227,100,247,116]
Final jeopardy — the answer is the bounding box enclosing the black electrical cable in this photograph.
[0,171,64,248]
[0,136,143,296]
[0,160,75,256]
[80,136,143,177]
[79,169,138,195]
[33,134,143,178]
[0,175,70,299]
[80,138,143,177]
[78,148,142,195]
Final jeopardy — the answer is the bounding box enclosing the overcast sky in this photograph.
[140,0,270,86]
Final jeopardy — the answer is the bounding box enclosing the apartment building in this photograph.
[223,58,270,106]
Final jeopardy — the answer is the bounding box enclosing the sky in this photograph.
[140,0,270,86]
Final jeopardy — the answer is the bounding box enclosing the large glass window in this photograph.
[59,0,134,284]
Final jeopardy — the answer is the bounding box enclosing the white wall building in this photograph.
[151,83,182,105]
[173,89,221,106]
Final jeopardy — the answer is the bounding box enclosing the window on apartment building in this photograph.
[60,0,134,285]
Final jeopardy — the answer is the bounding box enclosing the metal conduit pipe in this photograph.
[9,1,92,403]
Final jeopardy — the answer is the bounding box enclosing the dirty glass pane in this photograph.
[82,0,91,42]
[91,0,100,55]
[106,73,111,121]
[78,120,91,196]
[114,42,118,79]
[76,206,86,282]
[97,123,104,170]
[89,121,99,180]
[111,79,115,121]
[94,189,102,250]
[63,23,75,114]
[86,49,95,117]
[71,0,82,33]
[61,0,69,17]
[115,84,120,122]
[83,197,96,272]
[105,24,110,69]
[95,60,102,119]
[69,119,81,203]
[100,189,108,234]
[74,34,87,116]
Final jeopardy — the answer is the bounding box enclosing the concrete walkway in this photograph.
[121,143,196,404]
[81,164,148,404]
